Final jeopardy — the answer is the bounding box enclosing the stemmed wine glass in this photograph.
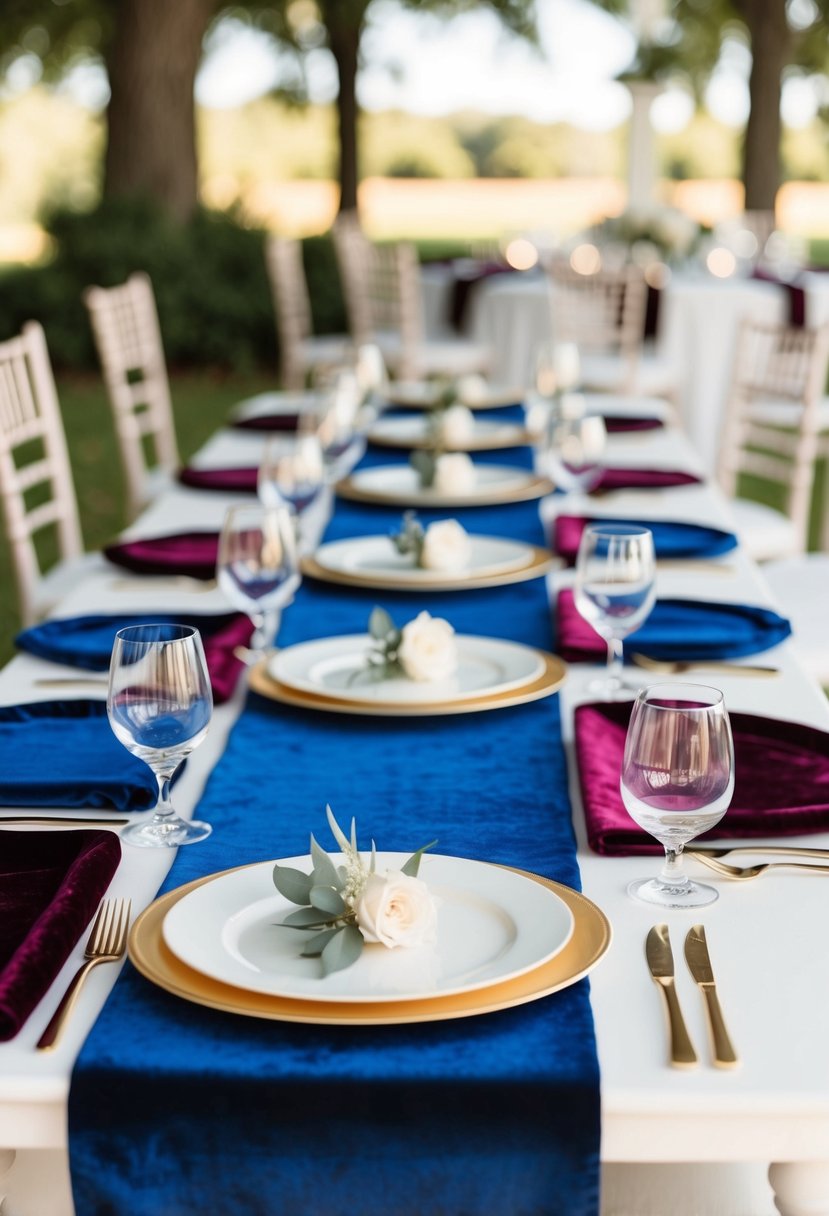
[539,413,606,496]
[216,503,300,661]
[313,367,365,482]
[621,683,735,907]
[108,623,213,848]
[573,524,656,699]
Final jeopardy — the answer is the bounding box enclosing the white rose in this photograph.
[432,452,477,496]
[455,373,488,405]
[398,610,458,682]
[434,403,475,447]
[420,519,471,571]
[553,342,581,392]
[355,869,438,949]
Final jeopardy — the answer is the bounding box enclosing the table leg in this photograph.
[769,1162,829,1215]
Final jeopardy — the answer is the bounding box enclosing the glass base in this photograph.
[121,816,212,849]
[627,876,719,908]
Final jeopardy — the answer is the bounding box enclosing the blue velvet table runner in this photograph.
[68,440,601,1216]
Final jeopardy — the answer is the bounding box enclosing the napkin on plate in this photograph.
[574,700,829,854]
[593,468,703,492]
[0,700,159,810]
[555,588,792,662]
[16,613,253,704]
[0,829,121,1040]
[104,531,219,580]
[178,466,259,493]
[551,514,737,564]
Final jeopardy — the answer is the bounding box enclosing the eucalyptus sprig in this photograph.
[272,805,437,977]
[390,511,425,565]
[410,448,438,487]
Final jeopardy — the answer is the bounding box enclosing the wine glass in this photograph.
[216,503,300,661]
[108,623,213,848]
[573,524,656,699]
[313,369,366,482]
[532,339,581,398]
[539,412,606,496]
[622,683,735,907]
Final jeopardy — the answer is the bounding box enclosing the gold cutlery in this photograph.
[0,815,128,827]
[37,898,131,1051]
[645,924,698,1069]
[688,852,829,881]
[631,653,779,678]
[108,576,217,593]
[655,561,735,576]
[35,677,107,688]
[692,844,829,861]
[684,925,739,1069]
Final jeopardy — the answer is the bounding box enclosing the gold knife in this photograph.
[0,815,129,826]
[645,924,698,1069]
[684,925,739,1069]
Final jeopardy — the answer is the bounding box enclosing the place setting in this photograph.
[127,805,612,1026]
[382,375,523,412]
[249,604,566,716]
[336,451,553,509]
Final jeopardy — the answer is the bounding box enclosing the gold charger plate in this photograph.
[128,864,611,1025]
[247,649,567,717]
[300,545,560,593]
[368,423,532,452]
[335,472,554,509]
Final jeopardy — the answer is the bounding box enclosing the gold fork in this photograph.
[687,853,829,882]
[37,897,131,1051]
[630,653,779,678]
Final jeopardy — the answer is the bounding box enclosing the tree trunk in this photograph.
[325,5,367,215]
[104,0,214,221]
[741,0,790,212]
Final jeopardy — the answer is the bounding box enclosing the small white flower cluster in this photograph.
[597,205,701,262]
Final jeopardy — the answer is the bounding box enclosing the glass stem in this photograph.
[659,845,689,889]
[153,771,177,822]
[606,636,625,689]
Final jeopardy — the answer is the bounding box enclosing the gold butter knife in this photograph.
[684,925,739,1069]
[646,924,698,1069]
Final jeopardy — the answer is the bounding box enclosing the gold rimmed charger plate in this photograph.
[128,864,611,1026]
[300,545,560,593]
[367,425,532,452]
[335,473,554,509]
[247,649,567,717]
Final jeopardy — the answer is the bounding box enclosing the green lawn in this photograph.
[0,371,274,666]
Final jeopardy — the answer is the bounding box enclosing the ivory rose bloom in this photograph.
[355,870,438,949]
[419,519,471,572]
[433,452,477,496]
[455,373,488,405]
[398,611,458,682]
[434,403,475,447]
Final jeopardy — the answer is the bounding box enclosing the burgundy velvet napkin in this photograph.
[232,413,300,433]
[574,701,829,855]
[104,532,219,581]
[601,416,663,434]
[0,830,121,1039]
[179,466,258,493]
[593,468,702,492]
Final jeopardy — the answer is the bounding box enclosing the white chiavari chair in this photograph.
[84,272,180,520]
[0,322,93,628]
[264,235,352,390]
[332,214,490,382]
[546,258,678,401]
[716,318,829,561]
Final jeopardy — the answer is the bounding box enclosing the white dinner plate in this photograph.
[269,633,546,705]
[161,854,575,1003]
[581,393,670,422]
[338,463,544,507]
[368,415,528,451]
[386,382,523,410]
[230,390,320,424]
[312,534,535,584]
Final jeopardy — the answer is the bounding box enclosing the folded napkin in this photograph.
[600,416,663,434]
[593,468,702,492]
[552,514,737,564]
[16,613,253,704]
[232,413,300,433]
[0,700,159,810]
[574,701,829,854]
[179,466,259,493]
[555,588,792,662]
[0,829,121,1039]
[104,531,219,581]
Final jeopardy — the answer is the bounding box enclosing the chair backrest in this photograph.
[547,258,647,390]
[0,321,83,627]
[717,318,829,553]
[84,272,179,519]
[332,213,374,346]
[264,236,313,391]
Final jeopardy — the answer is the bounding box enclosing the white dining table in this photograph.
[1,410,828,1216]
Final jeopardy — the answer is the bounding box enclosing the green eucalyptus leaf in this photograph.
[326,804,352,854]
[281,906,336,929]
[369,605,394,640]
[272,863,313,905]
[321,924,364,976]
[401,840,439,877]
[310,885,347,916]
[310,834,342,888]
[300,928,340,957]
